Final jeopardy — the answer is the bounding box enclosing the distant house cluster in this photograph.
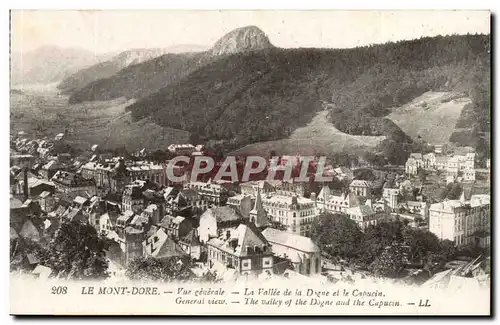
[405,147,477,183]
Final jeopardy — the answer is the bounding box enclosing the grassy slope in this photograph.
[231,111,385,156]
[388,91,471,144]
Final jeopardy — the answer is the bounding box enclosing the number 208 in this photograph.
[51,286,68,295]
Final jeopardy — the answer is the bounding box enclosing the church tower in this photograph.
[250,187,268,228]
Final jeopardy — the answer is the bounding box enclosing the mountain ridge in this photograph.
[125,33,490,161]
[57,45,210,94]
[66,25,276,103]
[10,45,112,86]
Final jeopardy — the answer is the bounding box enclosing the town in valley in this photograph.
[10,133,491,288]
[10,11,491,295]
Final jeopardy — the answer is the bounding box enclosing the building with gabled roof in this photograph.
[73,196,89,208]
[262,227,321,276]
[226,193,254,219]
[39,160,61,180]
[61,207,86,223]
[18,218,42,242]
[198,206,246,243]
[165,216,193,240]
[143,228,187,259]
[207,223,273,277]
[346,204,387,231]
[316,185,360,214]
[349,180,373,197]
[178,229,201,260]
[166,188,207,218]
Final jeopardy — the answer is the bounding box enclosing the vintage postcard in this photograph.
[9,10,491,315]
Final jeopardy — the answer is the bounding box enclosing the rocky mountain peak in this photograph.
[211,25,274,56]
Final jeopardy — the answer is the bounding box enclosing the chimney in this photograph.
[231,238,238,250]
[23,168,29,201]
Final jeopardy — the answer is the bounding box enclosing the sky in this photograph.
[10,10,491,54]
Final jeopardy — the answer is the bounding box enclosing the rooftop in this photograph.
[346,204,375,217]
[350,180,373,188]
[262,227,319,253]
[143,228,187,258]
[208,224,269,257]
[201,206,243,223]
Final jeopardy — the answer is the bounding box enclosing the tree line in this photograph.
[310,212,487,279]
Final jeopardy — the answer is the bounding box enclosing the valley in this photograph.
[10,85,189,152]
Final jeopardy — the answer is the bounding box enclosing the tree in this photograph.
[126,256,194,282]
[45,220,110,280]
[364,152,386,167]
[369,241,405,278]
[310,213,364,260]
[418,168,428,184]
[439,182,462,200]
[456,242,486,258]
[439,239,457,260]
[359,221,405,267]
[150,150,169,163]
[447,183,463,200]
[403,228,441,265]
[398,186,414,202]
[377,139,411,165]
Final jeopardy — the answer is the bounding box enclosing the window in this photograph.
[243,261,249,268]
[264,259,270,266]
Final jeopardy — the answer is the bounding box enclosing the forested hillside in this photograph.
[127,34,490,159]
[68,52,210,104]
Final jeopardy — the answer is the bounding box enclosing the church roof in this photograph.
[262,227,319,253]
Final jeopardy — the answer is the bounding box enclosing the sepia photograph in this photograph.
[8,9,491,316]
